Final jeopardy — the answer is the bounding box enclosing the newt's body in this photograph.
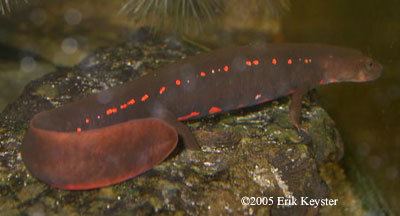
[22,43,382,190]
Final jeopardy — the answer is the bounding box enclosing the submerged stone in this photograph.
[0,29,364,215]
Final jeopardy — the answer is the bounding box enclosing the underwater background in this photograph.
[0,0,398,215]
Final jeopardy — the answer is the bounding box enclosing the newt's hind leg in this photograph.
[165,120,200,150]
[151,107,201,150]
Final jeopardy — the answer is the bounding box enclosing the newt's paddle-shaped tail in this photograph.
[23,116,178,190]
[22,43,382,190]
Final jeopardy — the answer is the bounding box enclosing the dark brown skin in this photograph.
[22,43,383,190]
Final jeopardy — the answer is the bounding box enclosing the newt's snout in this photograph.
[321,51,383,84]
[356,57,383,82]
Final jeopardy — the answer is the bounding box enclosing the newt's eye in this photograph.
[365,60,375,71]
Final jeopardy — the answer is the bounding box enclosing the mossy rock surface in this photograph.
[0,29,363,215]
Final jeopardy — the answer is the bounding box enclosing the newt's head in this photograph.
[320,47,382,84]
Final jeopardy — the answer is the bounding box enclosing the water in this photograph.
[0,0,398,214]
[282,0,400,214]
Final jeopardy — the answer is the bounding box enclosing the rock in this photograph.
[0,28,363,215]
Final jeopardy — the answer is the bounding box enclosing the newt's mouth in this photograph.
[353,59,383,82]
[353,71,381,82]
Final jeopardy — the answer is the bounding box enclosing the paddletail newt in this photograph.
[21,43,382,190]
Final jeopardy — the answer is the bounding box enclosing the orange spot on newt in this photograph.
[141,94,149,102]
[246,60,252,66]
[177,111,200,121]
[106,109,113,115]
[288,59,293,64]
[159,86,166,94]
[200,71,206,77]
[127,99,136,105]
[106,107,118,115]
[208,106,222,114]
[252,59,259,65]
[272,58,277,65]
[85,118,90,124]
[76,128,82,133]
[223,65,229,72]
[175,79,181,86]
[120,104,128,109]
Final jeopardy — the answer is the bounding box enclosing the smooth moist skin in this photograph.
[22,43,383,190]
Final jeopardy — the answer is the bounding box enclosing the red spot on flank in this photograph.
[175,79,181,86]
[255,94,262,100]
[141,94,149,102]
[223,65,229,72]
[200,71,206,77]
[106,109,113,115]
[288,58,293,65]
[246,60,252,66]
[177,111,200,121]
[85,118,90,124]
[208,106,222,114]
[127,99,136,105]
[272,58,278,65]
[159,86,166,94]
[76,128,82,133]
[252,59,259,65]
[106,107,118,115]
[97,115,101,119]
[120,104,128,109]
[304,59,309,64]
[319,79,325,84]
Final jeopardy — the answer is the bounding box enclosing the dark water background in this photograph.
[0,0,398,214]
[283,0,399,214]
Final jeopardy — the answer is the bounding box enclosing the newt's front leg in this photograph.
[289,90,312,143]
[289,89,313,143]
[289,89,307,129]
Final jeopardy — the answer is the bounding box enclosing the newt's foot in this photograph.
[296,126,312,144]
